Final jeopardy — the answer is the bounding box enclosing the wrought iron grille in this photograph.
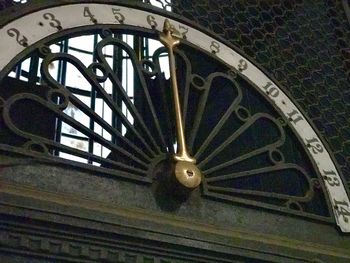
[2,30,169,177]
[0,23,331,220]
[0,0,27,11]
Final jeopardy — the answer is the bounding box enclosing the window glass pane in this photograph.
[62,95,90,131]
[103,101,113,126]
[103,45,114,57]
[93,142,111,159]
[8,71,16,78]
[68,35,95,52]
[47,60,59,81]
[59,152,88,164]
[101,78,113,95]
[61,121,87,138]
[65,63,91,90]
[21,57,31,72]
[50,43,61,53]
[159,56,170,79]
[148,0,172,11]
[147,39,163,56]
[68,49,93,66]
[60,136,89,162]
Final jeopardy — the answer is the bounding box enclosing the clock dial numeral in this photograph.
[210,41,220,54]
[147,15,158,29]
[112,8,125,24]
[43,13,62,30]
[262,81,279,97]
[178,25,189,38]
[306,137,324,154]
[334,199,350,223]
[7,28,28,47]
[323,170,341,187]
[238,59,248,72]
[287,109,303,125]
[83,7,97,24]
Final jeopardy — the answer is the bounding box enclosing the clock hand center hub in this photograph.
[175,161,201,189]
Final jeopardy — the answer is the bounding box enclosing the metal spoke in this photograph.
[198,113,276,168]
[68,94,152,162]
[205,163,313,203]
[3,93,149,169]
[96,37,167,154]
[189,73,242,155]
[41,52,157,158]
[207,185,313,202]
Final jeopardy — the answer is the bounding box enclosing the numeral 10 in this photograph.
[262,82,279,97]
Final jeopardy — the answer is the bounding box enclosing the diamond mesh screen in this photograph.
[173,0,350,185]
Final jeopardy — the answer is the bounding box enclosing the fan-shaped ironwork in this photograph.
[0,28,330,220]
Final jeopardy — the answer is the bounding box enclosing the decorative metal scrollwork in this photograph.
[0,27,330,220]
[144,0,173,11]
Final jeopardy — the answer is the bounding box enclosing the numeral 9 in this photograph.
[238,59,248,71]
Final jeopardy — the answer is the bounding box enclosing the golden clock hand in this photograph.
[160,20,192,163]
[160,19,201,189]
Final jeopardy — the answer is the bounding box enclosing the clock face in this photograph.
[0,2,349,232]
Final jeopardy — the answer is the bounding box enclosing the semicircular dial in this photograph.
[0,2,349,232]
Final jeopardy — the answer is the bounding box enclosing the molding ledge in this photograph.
[0,180,349,263]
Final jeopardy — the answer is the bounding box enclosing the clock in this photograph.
[0,0,349,237]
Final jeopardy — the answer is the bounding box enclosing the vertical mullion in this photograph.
[134,35,143,61]
[112,34,124,139]
[133,35,145,135]
[59,41,69,85]
[88,34,98,163]
[124,35,130,133]
[133,34,143,129]
[144,38,149,60]
[54,40,69,156]
[15,62,22,79]
[28,53,39,84]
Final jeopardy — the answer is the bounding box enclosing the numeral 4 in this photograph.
[84,7,97,23]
